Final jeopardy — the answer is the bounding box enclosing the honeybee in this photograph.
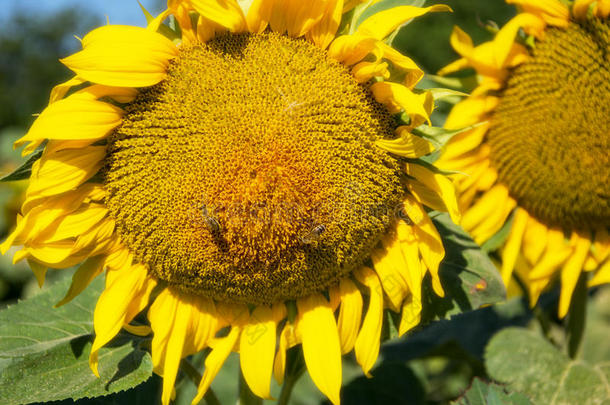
[201,203,221,233]
[300,224,326,244]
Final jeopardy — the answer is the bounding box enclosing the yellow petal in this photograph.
[55,256,105,307]
[273,323,298,385]
[61,25,177,87]
[15,96,123,155]
[370,81,431,124]
[357,5,452,40]
[351,61,390,83]
[558,233,591,318]
[590,260,610,287]
[308,0,343,49]
[35,204,108,244]
[89,264,156,377]
[399,296,422,336]
[27,259,48,288]
[297,294,342,405]
[327,34,377,65]
[405,162,460,224]
[245,0,271,32]
[371,233,410,311]
[461,184,509,232]
[403,196,445,297]
[354,267,384,377]
[493,13,545,64]
[269,0,326,37]
[148,288,192,405]
[190,0,247,31]
[240,306,277,399]
[26,147,106,198]
[377,43,423,89]
[49,76,86,104]
[192,326,241,405]
[528,231,573,281]
[376,126,434,158]
[500,209,529,286]
[522,216,549,265]
[506,0,569,27]
[337,278,363,354]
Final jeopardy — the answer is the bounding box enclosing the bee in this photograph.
[201,203,221,234]
[300,224,326,244]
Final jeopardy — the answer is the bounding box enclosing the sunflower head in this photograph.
[1,1,457,404]
[438,0,610,318]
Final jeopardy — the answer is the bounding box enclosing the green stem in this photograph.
[566,272,588,359]
[238,368,262,405]
[277,347,306,405]
[179,358,222,405]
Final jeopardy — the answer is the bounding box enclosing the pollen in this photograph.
[488,18,610,231]
[103,32,405,305]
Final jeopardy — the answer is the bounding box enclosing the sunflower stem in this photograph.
[277,347,306,405]
[238,368,262,405]
[179,358,222,405]
[566,272,588,359]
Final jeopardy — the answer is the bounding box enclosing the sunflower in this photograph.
[437,0,610,318]
[1,1,458,403]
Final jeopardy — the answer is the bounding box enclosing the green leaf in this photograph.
[453,378,532,405]
[485,327,610,405]
[424,213,506,320]
[412,123,485,150]
[0,150,42,182]
[428,87,470,102]
[0,276,153,403]
[425,74,479,93]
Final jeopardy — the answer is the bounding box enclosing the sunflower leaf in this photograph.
[0,275,153,403]
[424,212,506,320]
[0,150,42,182]
[485,327,610,404]
[451,378,532,405]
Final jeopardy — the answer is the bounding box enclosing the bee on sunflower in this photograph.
[1,0,458,403]
[437,0,610,318]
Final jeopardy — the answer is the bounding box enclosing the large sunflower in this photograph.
[438,0,609,318]
[1,1,458,403]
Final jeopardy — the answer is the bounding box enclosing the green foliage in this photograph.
[0,276,153,404]
[485,327,610,404]
[0,149,41,182]
[452,378,532,405]
[426,212,506,320]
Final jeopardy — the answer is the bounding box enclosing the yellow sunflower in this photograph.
[1,1,458,403]
[438,0,609,318]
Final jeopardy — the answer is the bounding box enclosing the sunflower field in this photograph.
[0,1,608,404]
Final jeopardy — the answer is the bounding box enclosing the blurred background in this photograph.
[5,1,591,405]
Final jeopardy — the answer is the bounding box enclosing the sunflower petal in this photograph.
[405,162,460,224]
[356,5,452,40]
[337,278,363,354]
[55,256,105,307]
[61,25,177,87]
[354,267,384,376]
[189,0,247,31]
[500,209,529,286]
[192,326,241,405]
[558,233,591,318]
[89,264,156,377]
[308,0,343,49]
[240,306,277,399]
[371,81,431,124]
[15,97,123,155]
[26,147,106,198]
[297,294,342,405]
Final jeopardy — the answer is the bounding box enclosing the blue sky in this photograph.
[0,0,166,26]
